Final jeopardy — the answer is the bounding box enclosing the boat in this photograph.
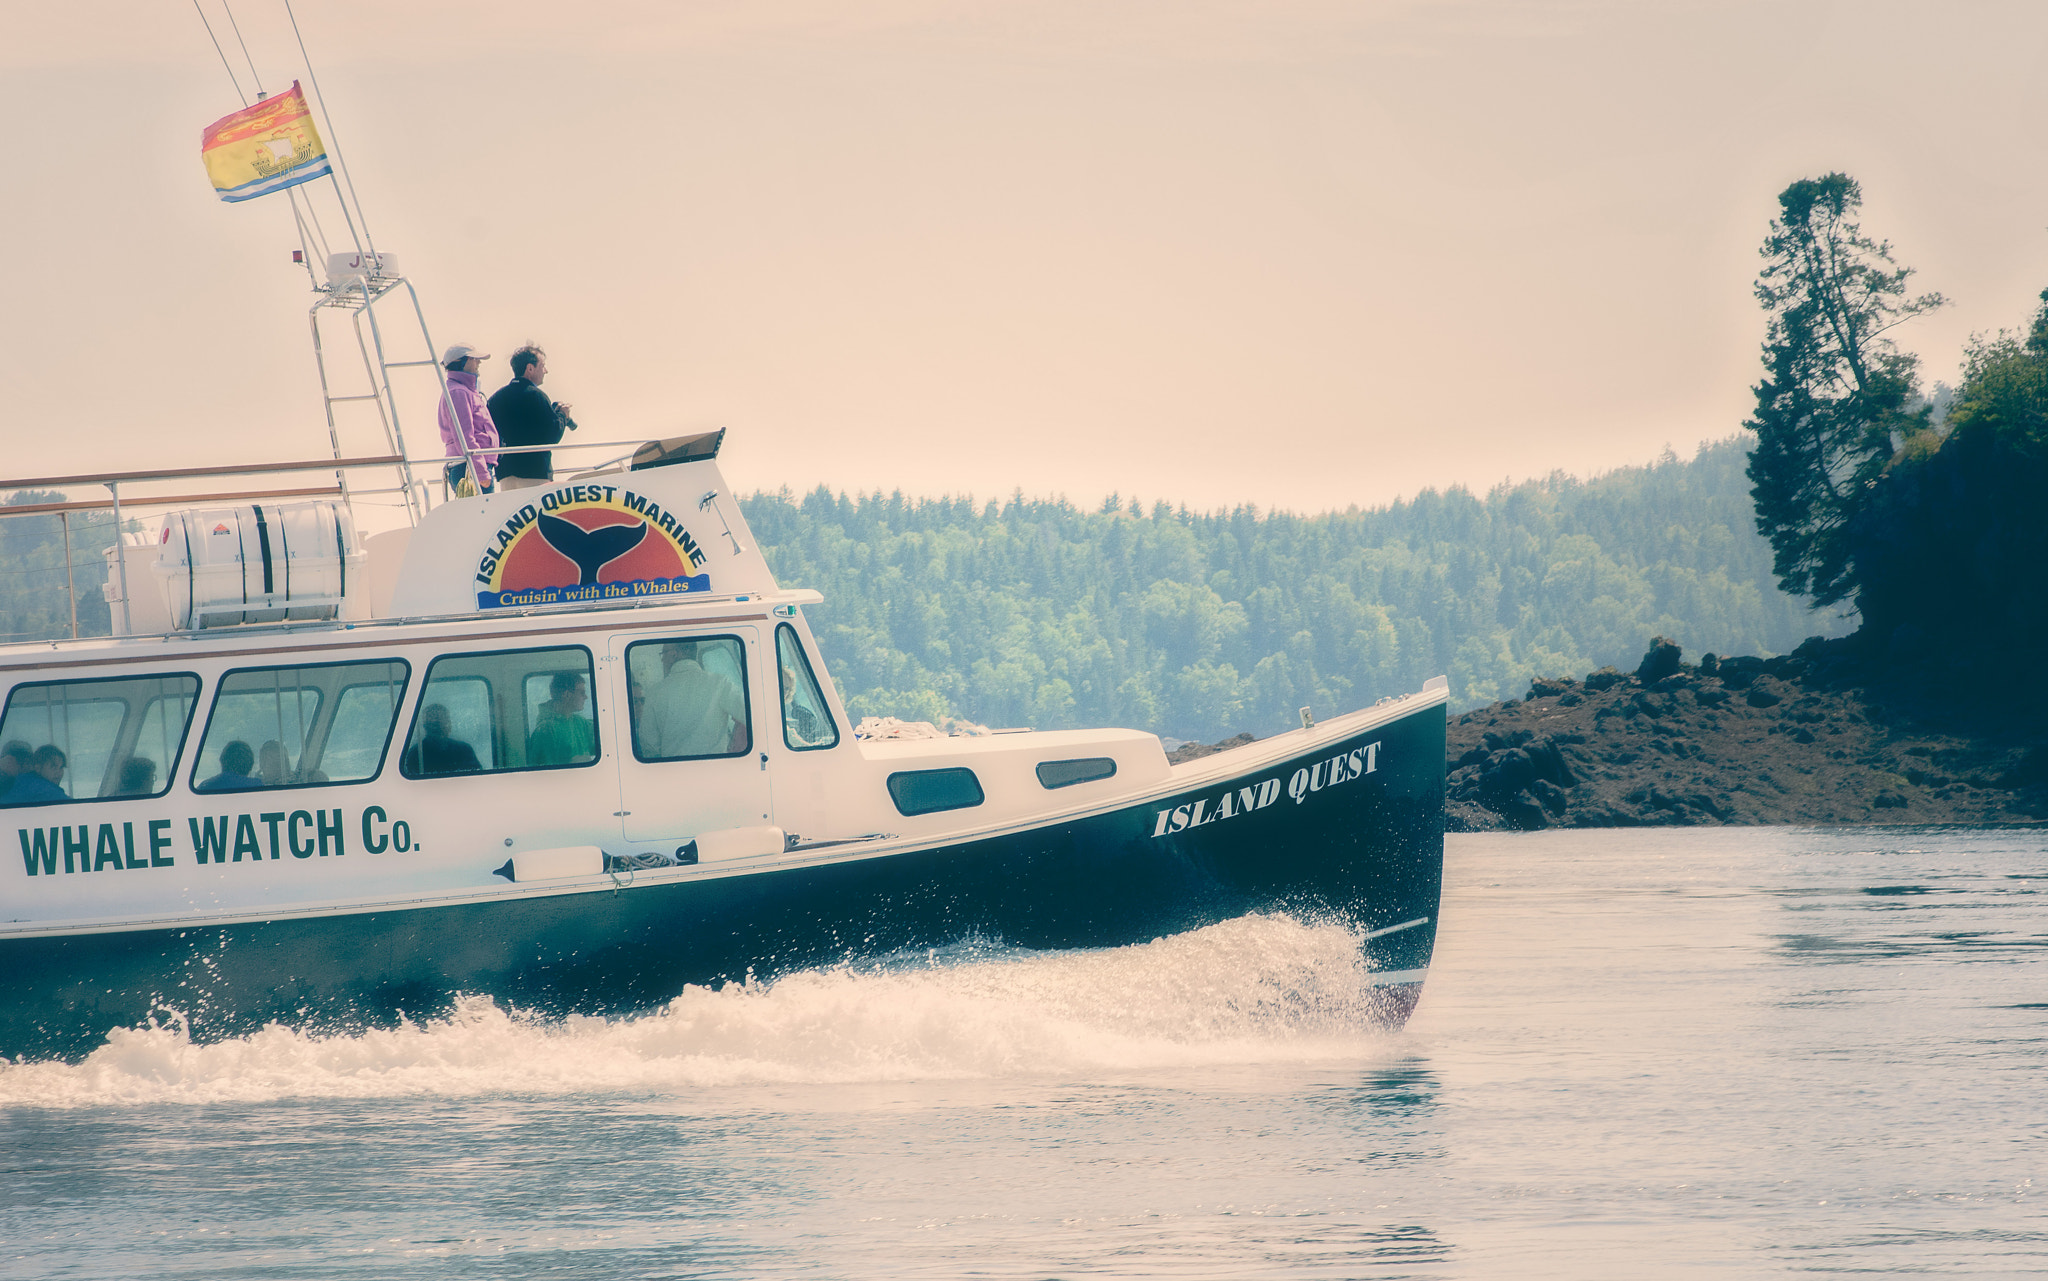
[0,414,1446,1060]
[0,54,1445,1062]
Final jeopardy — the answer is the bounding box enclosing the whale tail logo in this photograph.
[537,512,650,586]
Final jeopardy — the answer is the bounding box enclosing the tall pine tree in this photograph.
[1745,173,1943,607]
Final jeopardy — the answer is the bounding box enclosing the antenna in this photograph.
[284,0,377,260]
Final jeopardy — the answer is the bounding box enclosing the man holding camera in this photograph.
[487,344,577,491]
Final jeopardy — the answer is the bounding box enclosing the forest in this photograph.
[739,435,1839,741]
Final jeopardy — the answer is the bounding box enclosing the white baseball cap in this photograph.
[441,343,491,364]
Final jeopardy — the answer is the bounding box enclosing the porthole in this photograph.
[1035,757,1118,789]
[887,767,985,816]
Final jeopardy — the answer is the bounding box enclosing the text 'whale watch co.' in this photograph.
[17,806,419,878]
[476,485,711,608]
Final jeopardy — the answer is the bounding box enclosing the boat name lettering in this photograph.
[14,807,417,877]
[1148,741,1381,838]
[1288,742,1379,804]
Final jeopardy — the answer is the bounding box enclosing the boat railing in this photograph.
[0,585,827,665]
[0,436,702,640]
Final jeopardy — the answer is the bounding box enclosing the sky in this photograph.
[5,0,2048,520]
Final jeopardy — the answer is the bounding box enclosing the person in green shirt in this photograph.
[528,671,597,766]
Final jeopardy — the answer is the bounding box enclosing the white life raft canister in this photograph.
[154,502,366,628]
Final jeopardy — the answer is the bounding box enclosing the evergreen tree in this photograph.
[1745,173,1943,607]
[1851,289,2048,638]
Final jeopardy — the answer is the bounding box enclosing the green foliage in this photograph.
[1851,289,2048,637]
[1945,294,2048,453]
[0,493,114,643]
[1746,173,1943,607]
[743,439,1841,739]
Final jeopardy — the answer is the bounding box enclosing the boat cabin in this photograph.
[0,440,1169,927]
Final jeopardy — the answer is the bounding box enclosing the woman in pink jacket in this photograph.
[435,343,500,493]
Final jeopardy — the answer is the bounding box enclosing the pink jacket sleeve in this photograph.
[436,386,499,485]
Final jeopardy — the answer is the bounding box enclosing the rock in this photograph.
[1745,683,1785,708]
[1528,675,1576,699]
[1762,654,1808,681]
[2001,748,2048,788]
[1636,636,1683,685]
[1584,666,1629,692]
[1699,653,1720,676]
[1445,798,1507,832]
[1792,636,1832,662]
[1497,792,1549,830]
[1166,732,1259,764]
[1480,748,1538,803]
[1716,656,1764,688]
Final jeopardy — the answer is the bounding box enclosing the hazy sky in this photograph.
[5,1,2047,517]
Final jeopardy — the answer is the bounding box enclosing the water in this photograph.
[3,827,2044,1278]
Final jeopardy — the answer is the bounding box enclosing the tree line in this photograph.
[740,438,1838,742]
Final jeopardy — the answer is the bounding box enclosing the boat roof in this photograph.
[0,438,813,672]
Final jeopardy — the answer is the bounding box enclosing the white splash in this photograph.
[0,913,1398,1109]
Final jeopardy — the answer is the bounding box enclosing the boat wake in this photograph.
[0,913,1407,1108]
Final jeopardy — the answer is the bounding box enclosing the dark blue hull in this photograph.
[1,704,1444,1061]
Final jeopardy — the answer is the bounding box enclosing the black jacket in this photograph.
[487,377,565,480]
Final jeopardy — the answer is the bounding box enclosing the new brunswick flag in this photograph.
[200,81,331,203]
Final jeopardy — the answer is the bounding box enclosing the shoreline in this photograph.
[1443,634,2048,830]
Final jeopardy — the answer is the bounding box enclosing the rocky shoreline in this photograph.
[1444,634,2048,830]
[1169,634,2048,829]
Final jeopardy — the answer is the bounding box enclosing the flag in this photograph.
[200,81,332,204]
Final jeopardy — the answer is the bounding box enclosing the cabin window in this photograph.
[1036,757,1118,789]
[775,625,838,751]
[625,635,752,761]
[0,673,200,805]
[402,645,597,778]
[411,676,494,772]
[190,660,410,792]
[887,767,984,817]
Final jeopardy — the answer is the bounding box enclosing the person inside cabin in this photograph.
[115,756,158,797]
[436,343,499,497]
[487,344,576,492]
[0,739,32,802]
[641,641,747,758]
[258,740,293,788]
[779,664,825,746]
[406,703,482,776]
[2,745,69,806]
[527,672,597,766]
[197,740,260,792]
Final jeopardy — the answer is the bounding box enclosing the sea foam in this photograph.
[0,913,1396,1109]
